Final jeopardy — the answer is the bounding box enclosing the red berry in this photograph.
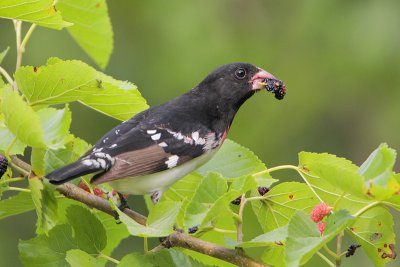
[0,155,8,179]
[93,187,104,197]
[310,202,332,222]
[317,222,325,235]
[79,181,90,192]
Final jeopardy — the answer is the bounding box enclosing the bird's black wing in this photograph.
[46,119,219,185]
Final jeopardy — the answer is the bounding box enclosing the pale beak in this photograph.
[250,69,277,91]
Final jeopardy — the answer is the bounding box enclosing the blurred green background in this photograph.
[0,0,399,266]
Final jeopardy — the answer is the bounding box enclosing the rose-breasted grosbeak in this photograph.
[46,63,286,203]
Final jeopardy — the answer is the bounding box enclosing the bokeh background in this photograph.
[0,0,399,266]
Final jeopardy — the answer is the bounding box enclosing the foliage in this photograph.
[0,2,399,267]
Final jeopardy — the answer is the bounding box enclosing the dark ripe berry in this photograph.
[258,186,270,196]
[345,244,361,257]
[0,155,9,179]
[263,78,287,100]
[231,196,241,205]
[188,226,198,234]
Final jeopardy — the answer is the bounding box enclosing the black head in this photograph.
[196,62,281,110]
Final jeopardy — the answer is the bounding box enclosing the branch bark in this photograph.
[10,156,267,267]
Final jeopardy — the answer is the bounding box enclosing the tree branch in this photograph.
[10,156,267,267]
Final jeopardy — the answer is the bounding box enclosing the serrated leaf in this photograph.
[285,210,354,267]
[37,106,72,149]
[66,249,103,267]
[198,139,271,181]
[0,125,27,154]
[2,87,46,148]
[116,200,181,237]
[348,206,396,267]
[184,173,227,229]
[0,46,9,64]
[0,0,72,29]
[57,0,113,69]
[200,175,257,228]
[32,136,90,176]
[66,205,107,253]
[161,172,204,228]
[251,182,318,232]
[0,192,35,219]
[19,224,75,267]
[358,143,399,199]
[29,178,58,234]
[96,211,129,257]
[299,152,367,198]
[236,225,287,248]
[15,59,148,120]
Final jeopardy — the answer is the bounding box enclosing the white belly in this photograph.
[107,149,218,195]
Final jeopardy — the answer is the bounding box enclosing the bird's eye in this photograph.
[234,68,247,79]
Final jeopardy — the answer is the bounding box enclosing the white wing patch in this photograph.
[151,133,161,141]
[158,142,168,147]
[165,155,179,168]
[147,129,157,134]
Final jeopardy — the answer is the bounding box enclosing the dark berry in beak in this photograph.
[0,155,8,179]
[263,78,287,100]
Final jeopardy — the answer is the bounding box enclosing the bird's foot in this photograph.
[150,190,163,204]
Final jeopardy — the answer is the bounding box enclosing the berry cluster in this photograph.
[263,78,287,100]
[310,202,332,235]
[345,244,361,257]
[78,181,106,198]
[0,155,8,179]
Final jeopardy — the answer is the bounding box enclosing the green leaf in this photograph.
[117,200,181,237]
[236,225,287,248]
[57,0,113,69]
[261,246,286,267]
[37,106,72,149]
[119,249,212,267]
[32,136,90,176]
[184,173,227,229]
[29,178,58,234]
[200,175,257,228]
[66,249,103,267]
[66,205,107,253]
[2,87,46,148]
[96,211,129,256]
[19,224,75,267]
[358,143,399,199]
[0,192,35,219]
[251,182,319,232]
[285,210,354,267]
[0,0,72,29]
[15,59,148,120]
[349,206,396,267]
[299,152,367,198]
[0,125,27,154]
[198,139,270,180]
[0,46,9,64]
[161,172,204,228]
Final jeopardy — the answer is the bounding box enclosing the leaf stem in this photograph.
[5,137,18,157]
[13,20,22,72]
[237,194,246,242]
[98,253,120,265]
[252,164,299,177]
[336,231,344,266]
[8,186,31,193]
[316,251,335,267]
[323,245,339,260]
[144,237,149,253]
[20,24,37,53]
[0,177,25,186]
[213,227,236,234]
[245,196,267,202]
[295,168,324,203]
[353,201,380,217]
[0,66,14,85]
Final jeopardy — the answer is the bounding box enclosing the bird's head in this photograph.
[197,63,286,110]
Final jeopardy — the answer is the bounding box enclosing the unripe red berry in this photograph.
[93,187,105,197]
[317,222,325,235]
[0,155,8,179]
[78,181,90,192]
[310,202,332,222]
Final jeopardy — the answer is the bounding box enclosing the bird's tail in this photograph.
[46,159,104,185]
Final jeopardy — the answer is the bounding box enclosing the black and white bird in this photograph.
[46,63,286,203]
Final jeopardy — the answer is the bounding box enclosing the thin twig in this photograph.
[20,24,37,53]
[237,194,246,243]
[317,251,335,267]
[13,20,22,72]
[98,253,120,265]
[336,232,343,267]
[0,66,14,85]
